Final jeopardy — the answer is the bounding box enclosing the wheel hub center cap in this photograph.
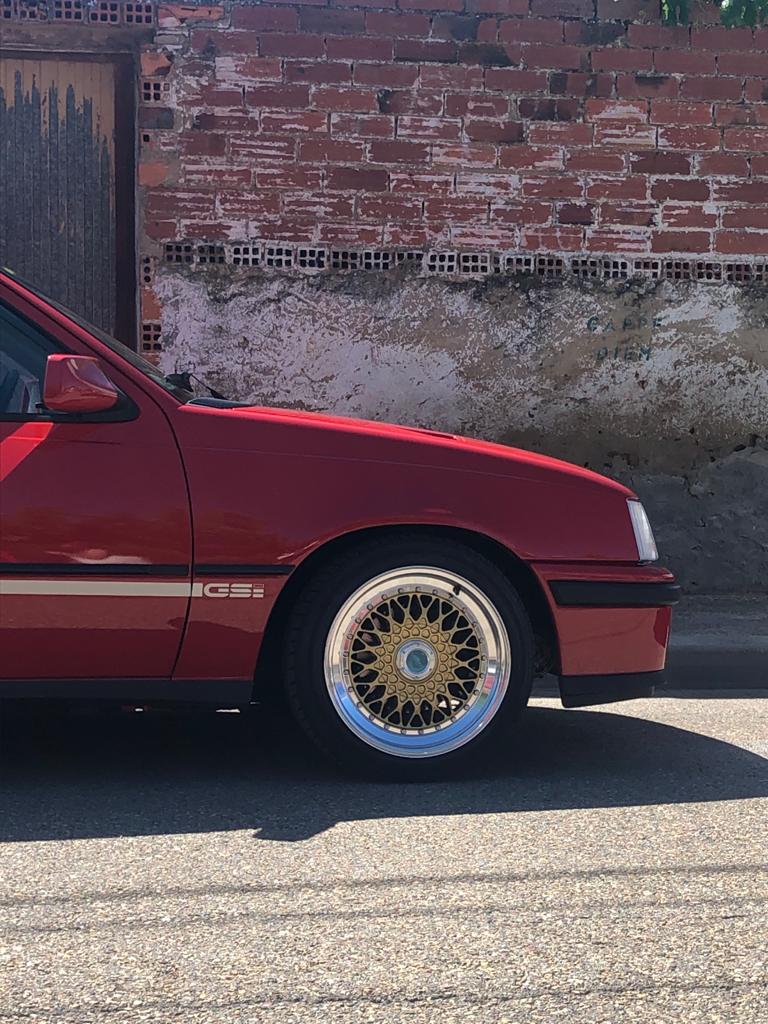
[396,639,437,681]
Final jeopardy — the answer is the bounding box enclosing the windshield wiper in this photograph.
[164,371,228,401]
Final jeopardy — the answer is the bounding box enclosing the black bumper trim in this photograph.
[550,580,681,608]
[559,670,663,709]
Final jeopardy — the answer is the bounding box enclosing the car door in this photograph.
[0,292,192,681]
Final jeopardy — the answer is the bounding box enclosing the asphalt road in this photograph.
[0,695,766,1024]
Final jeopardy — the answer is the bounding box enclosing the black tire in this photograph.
[283,535,535,781]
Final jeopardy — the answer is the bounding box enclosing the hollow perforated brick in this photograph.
[230,243,262,268]
[164,243,194,264]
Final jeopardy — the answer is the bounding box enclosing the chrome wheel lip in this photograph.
[323,566,512,760]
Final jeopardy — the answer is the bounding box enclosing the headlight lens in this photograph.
[628,500,658,562]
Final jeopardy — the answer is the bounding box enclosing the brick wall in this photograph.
[138,0,768,275]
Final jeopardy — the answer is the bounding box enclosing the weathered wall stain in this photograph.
[156,270,768,591]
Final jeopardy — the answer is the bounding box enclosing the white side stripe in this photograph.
[0,580,200,598]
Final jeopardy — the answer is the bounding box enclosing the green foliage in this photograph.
[661,0,768,24]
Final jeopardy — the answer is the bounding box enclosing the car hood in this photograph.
[181,400,634,499]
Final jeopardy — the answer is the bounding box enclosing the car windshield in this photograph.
[1,268,194,402]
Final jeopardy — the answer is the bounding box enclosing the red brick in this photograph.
[399,115,462,140]
[459,41,524,65]
[420,65,484,89]
[714,104,761,127]
[432,142,497,165]
[298,138,366,162]
[519,98,580,121]
[257,221,319,244]
[446,92,509,117]
[158,4,224,28]
[692,27,755,51]
[531,0,592,14]
[566,150,627,172]
[746,79,768,103]
[528,122,593,145]
[327,167,389,190]
[377,90,443,115]
[596,0,656,17]
[246,85,311,109]
[587,176,649,199]
[585,227,651,252]
[681,77,743,102]
[358,195,423,219]
[715,180,768,203]
[662,205,718,229]
[520,227,584,250]
[499,144,563,169]
[139,161,169,188]
[425,197,490,222]
[456,171,519,197]
[628,23,690,48]
[431,14,495,41]
[651,231,710,252]
[191,112,258,131]
[313,88,379,113]
[585,99,648,121]
[365,11,430,35]
[299,8,365,34]
[369,139,430,163]
[616,74,679,100]
[260,110,329,133]
[260,33,326,58]
[191,85,244,108]
[521,176,583,200]
[600,203,657,226]
[179,131,227,157]
[715,231,768,253]
[230,135,297,162]
[216,192,282,217]
[231,6,297,31]
[465,119,524,143]
[657,126,722,151]
[499,18,564,44]
[146,220,178,241]
[595,123,656,148]
[466,0,529,13]
[328,37,394,61]
[651,179,711,202]
[185,166,252,188]
[141,51,173,77]
[523,44,589,71]
[391,172,454,193]
[491,201,552,223]
[697,152,749,176]
[721,207,768,228]
[564,21,626,46]
[631,152,691,174]
[654,51,715,75]
[557,203,594,225]
[316,223,384,244]
[214,56,282,83]
[395,39,458,63]
[383,224,432,246]
[751,155,768,174]
[285,62,352,85]
[452,223,521,246]
[718,52,768,77]
[283,195,356,219]
[484,68,548,91]
[253,168,323,189]
[591,48,653,73]
[353,63,418,87]
[723,127,768,151]
[550,71,613,97]
[191,29,260,55]
[399,0,463,9]
[331,113,395,137]
[650,101,712,125]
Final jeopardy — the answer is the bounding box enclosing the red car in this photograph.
[0,269,679,778]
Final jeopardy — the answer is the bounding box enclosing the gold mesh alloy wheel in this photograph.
[324,567,512,759]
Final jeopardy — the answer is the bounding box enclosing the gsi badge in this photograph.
[202,582,265,599]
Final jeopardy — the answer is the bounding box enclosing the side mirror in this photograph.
[43,354,119,414]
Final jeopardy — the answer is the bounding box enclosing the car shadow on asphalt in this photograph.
[0,700,766,843]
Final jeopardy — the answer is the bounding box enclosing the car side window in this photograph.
[0,303,61,418]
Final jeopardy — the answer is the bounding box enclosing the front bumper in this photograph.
[531,563,680,707]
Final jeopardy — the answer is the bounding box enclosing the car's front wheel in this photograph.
[283,536,534,779]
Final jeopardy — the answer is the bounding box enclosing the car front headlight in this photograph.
[628,500,658,562]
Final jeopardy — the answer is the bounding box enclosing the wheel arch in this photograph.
[252,524,560,699]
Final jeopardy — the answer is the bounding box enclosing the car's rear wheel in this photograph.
[283,536,534,779]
